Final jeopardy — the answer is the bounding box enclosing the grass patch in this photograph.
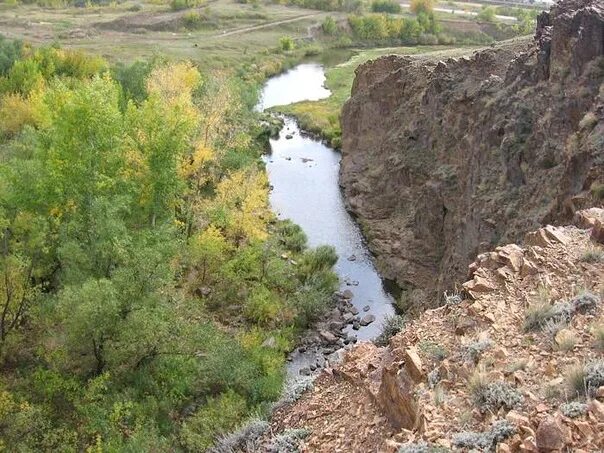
[566,360,604,398]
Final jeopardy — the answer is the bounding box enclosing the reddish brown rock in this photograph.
[339,0,604,301]
[536,416,571,451]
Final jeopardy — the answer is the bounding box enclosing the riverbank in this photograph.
[272,45,486,149]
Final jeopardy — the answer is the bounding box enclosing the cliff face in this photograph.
[340,0,604,304]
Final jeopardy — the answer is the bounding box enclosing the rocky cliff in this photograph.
[340,0,604,305]
[256,209,604,452]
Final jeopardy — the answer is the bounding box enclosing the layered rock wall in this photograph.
[340,0,604,303]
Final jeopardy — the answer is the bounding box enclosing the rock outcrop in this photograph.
[340,0,604,303]
[261,209,604,452]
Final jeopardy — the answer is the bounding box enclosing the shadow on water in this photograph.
[257,62,398,374]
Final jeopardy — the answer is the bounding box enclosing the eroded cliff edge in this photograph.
[340,0,604,305]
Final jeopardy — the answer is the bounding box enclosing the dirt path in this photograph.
[210,13,321,38]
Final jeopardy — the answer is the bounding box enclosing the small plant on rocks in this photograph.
[524,291,600,332]
[268,428,309,453]
[452,420,516,451]
[560,401,588,418]
[398,441,448,453]
[275,376,315,409]
[566,360,604,397]
[209,417,269,453]
[469,370,523,411]
[427,368,440,388]
[418,340,448,362]
[580,246,604,263]
[374,314,406,346]
[592,323,604,351]
[461,337,493,363]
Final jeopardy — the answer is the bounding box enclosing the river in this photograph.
[257,63,396,374]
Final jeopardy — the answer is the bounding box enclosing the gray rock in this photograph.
[350,306,359,315]
[360,314,376,326]
[363,305,371,312]
[352,322,360,331]
[299,367,311,376]
[319,330,338,344]
[342,289,354,299]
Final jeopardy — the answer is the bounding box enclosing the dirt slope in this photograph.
[339,0,604,305]
[263,208,604,452]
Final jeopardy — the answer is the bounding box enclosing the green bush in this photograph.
[322,16,338,35]
[171,0,203,11]
[182,11,207,29]
[180,390,248,451]
[0,36,22,77]
[371,0,401,13]
[279,36,295,51]
[276,220,308,252]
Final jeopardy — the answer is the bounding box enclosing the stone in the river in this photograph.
[360,314,376,326]
[342,289,354,300]
[285,134,293,140]
[348,254,356,261]
[285,156,292,160]
[352,321,360,331]
[350,306,359,315]
[319,330,337,344]
[299,367,311,376]
[343,312,354,323]
[348,334,358,343]
[298,346,307,353]
[309,363,317,371]
[363,305,371,312]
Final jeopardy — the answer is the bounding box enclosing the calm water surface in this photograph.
[258,63,395,342]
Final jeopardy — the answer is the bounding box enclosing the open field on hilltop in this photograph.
[0,0,340,67]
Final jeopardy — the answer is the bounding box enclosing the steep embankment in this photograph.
[260,208,604,452]
[340,0,604,305]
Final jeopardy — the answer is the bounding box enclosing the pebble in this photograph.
[363,305,370,312]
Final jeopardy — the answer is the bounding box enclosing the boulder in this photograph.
[377,362,418,430]
[359,314,376,326]
[319,330,338,344]
[536,416,570,451]
[403,347,424,382]
[342,289,354,300]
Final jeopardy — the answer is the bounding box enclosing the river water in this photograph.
[257,63,396,349]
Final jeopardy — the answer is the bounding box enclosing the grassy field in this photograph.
[273,45,482,147]
[0,0,341,68]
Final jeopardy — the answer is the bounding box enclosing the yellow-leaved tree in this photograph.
[211,169,271,244]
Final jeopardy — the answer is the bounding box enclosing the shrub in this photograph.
[322,16,338,35]
[374,314,406,346]
[297,246,338,280]
[0,36,23,77]
[409,0,434,14]
[580,246,604,263]
[477,5,497,22]
[182,11,206,29]
[398,441,448,453]
[555,329,578,351]
[560,401,588,418]
[469,371,523,411]
[418,33,438,45]
[591,182,604,200]
[461,337,492,363]
[276,376,315,408]
[523,291,600,332]
[592,323,604,351]
[277,220,307,252]
[452,420,515,450]
[171,0,203,11]
[268,428,310,452]
[209,417,269,453]
[566,360,604,397]
[180,390,248,451]
[279,36,295,52]
[418,340,448,361]
[371,0,401,13]
[244,286,283,325]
